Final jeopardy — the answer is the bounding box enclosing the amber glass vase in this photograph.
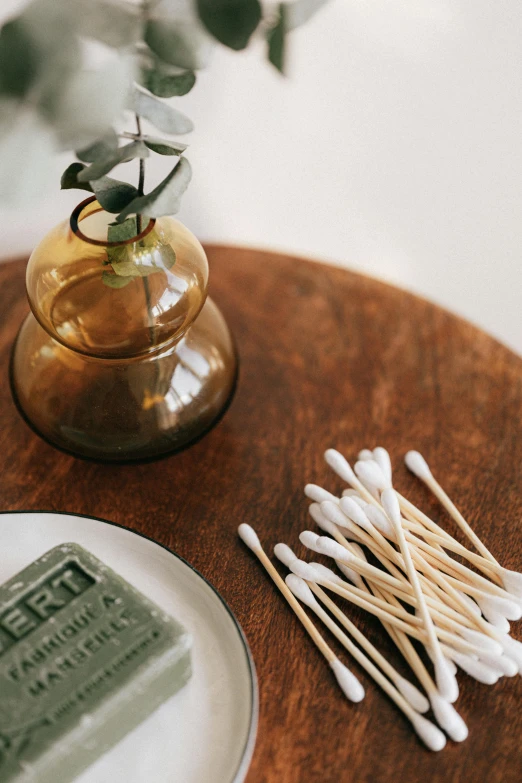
[11,197,237,461]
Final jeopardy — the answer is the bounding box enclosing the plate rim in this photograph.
[0,509,259,783]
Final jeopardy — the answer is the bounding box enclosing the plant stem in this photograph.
[135,112,155,348]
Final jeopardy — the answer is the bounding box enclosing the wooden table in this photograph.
[1,248,521,783]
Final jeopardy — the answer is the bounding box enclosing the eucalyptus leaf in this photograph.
[78,141,149,182]
[197,0,261,50]
[145,18,212,70]
[132,88,193,135]
[108,216,138,243]
[267,4,286,74]
[71,0,142,48]
[53,54,135,150]
[0,20,40,98]
[101,271,133,288]
[116,157,192,222]
[76,130,119,163]
[16,0,81,121]
[110,259,163,278]
[106,217,138,268]
[141,65,196,98]
[0,108,57,207]
[286,0,331,31]
[60,162,94,192]
[143,136,188,156]
[91,177,139,213]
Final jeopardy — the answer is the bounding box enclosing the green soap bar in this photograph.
[0,543,192,783]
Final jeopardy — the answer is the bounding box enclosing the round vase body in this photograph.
[11,199,237,461]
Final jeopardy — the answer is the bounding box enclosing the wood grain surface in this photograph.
[0,248,521,783]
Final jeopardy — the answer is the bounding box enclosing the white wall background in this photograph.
[1,1,521,354]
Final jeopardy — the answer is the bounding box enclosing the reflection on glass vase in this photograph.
[11,197,237,461]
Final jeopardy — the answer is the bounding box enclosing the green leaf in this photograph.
[101,271,133,289]
[106,216,138,267]
[53,54,135,150]
[286,0,331,31]
[76,130,119,163]
[0,107,57,207]
[0,20,40,98]
[91,177,139,213]
[116,157,192,222]
[108,216,138,243]
[61,163,139,216]
[197,0,261,50]
[78,141,149,182]
[60,162,94,192]
[72,0,142,48]
[267,5,287,74]
[132,88,194,135]
[141,66,196,98]
[143,136,188,156]
[145,19,212,71]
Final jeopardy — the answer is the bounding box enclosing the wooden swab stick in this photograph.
[308,581,430,713]
[405,451,498,564]
[405,451,522,599]
[398,499,501,582]
[284,556,489,658]
[285,575,446,751]
[381,489,459,702]
[237,524,365,702]
[316,504,495,631]
[366,582,469,740]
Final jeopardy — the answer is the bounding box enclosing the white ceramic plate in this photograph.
[0,511,258,783]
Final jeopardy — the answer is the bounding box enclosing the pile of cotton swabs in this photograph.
[238,447,522,751]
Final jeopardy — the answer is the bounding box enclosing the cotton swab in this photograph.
[305,574,430,713]
[285,575,446,751]
[381,488,459,702]
[304,562,468,742]
[405,450,522,598]
[237,525,365,702]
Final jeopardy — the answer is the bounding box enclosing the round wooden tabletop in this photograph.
[1,248,521,782]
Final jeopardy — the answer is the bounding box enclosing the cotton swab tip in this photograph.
[339,496,372,532]
[288,558,320,582]
[410,714,446,752]
[329,658,365,703]
[380,488,402,527]
[364,505,395,538]
[354,460,391,492]
[238,523,261,551]
[477,594,522,621]
[358,449,374,461]
[308,504,339,537]
[459,628,503,656]
[309,562,344,585]
[320,500,351,530]
[304,484,340,504]
[273,542,297,567]
[404,450,432,480]
[501,569,522,598]
[285,574,318,609]
[433,656,459,703]
[429,694,468,742]
[373,447,393,483]
[315,536,352,563]
[450,651,500,685]
[395,675,430,713]
[324,449,357,484]
[487,653,518,678]
[497,635,522,672]
[299,530,321,551]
